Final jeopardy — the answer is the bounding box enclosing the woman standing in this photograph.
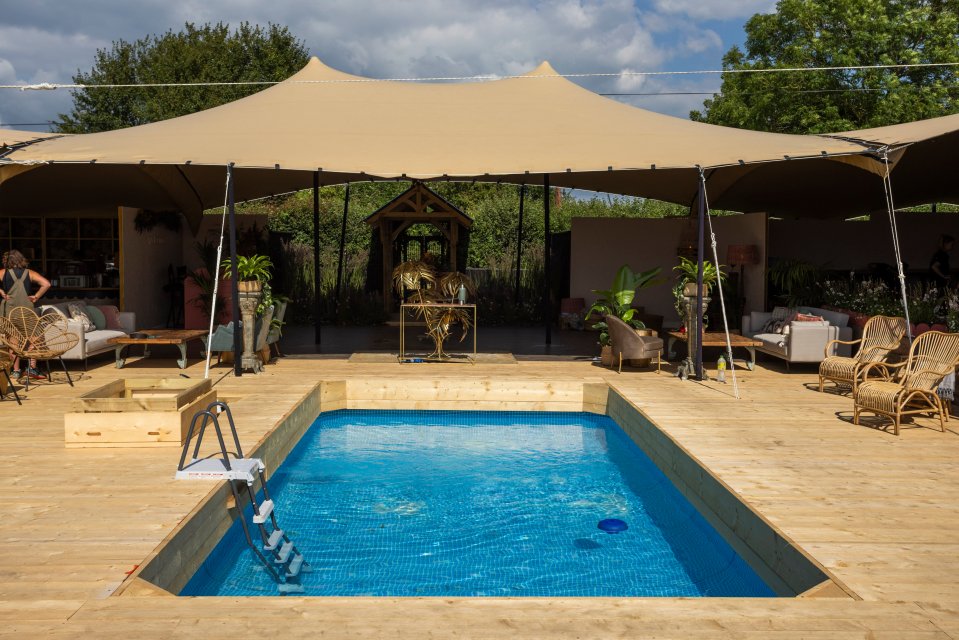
[0,250,51,381]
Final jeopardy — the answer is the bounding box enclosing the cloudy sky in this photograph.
[0,0,775,131]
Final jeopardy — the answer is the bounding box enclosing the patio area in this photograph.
[2,351,959,637]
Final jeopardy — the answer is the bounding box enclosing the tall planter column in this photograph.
[679,282,710,381]
[237,282,264,373]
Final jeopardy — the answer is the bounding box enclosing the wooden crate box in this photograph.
[64,378,216,448]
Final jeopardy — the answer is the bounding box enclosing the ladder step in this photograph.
[252,499,274,524]
[277,582,304,595]
[274,540,294,564]
[263,529,284,552]
[286,553,305,578]
[175,457,265,483]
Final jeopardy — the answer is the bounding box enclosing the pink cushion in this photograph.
[96,305,123,330]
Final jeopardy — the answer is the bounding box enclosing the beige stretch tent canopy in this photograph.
[0,56,895,223]
[3,57,959,221]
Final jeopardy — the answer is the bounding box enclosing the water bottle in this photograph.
[717,355,727,383]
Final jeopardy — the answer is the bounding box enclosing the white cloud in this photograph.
[0,0,754,127]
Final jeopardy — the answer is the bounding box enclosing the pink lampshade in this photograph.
[726,244,759,266]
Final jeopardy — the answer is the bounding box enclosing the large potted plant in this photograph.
[672,257,724,326]
[221,254,273,293]
[586,264,663,366]
[220,254,274,371]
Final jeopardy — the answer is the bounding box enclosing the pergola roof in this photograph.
[365,182,472,228]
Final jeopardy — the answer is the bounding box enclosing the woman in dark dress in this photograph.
[0,250,51,380]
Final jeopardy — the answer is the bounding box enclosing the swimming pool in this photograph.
[182,410,774,597]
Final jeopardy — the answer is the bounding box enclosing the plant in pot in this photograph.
[221,254,274,293]
[672,257,724,327]
[586,264,663,366]
[220,254,274,371]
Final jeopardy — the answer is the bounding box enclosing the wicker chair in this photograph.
[606,315,663,373]
[0,307,79,391]
[853,331,959,435]
[818,315,908,394]
[0,349,21,405]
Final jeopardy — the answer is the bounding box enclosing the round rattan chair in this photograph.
[0,307,79,391]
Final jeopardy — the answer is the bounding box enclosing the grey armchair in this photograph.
[606,315,664,373]
[204,305,274,366]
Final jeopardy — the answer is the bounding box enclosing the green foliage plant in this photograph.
[587,264,664,346]
[768,259,821,307]
[57,22,309,132]
[221,254,273,282]
[691,0,959,134]
[673,256,723,291]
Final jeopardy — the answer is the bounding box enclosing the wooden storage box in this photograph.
[64,378,216,448]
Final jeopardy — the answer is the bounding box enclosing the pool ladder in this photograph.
[175,401,311,594]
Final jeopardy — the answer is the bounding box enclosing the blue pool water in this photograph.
[182,410,775,597]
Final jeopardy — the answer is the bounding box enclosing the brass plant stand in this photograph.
[399,302,477,363]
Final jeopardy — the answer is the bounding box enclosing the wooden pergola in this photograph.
[365,182,472,309]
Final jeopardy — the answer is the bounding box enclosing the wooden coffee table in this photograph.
[108,329,209,369]
[667,330,763,370]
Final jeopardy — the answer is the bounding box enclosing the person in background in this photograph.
[0,249,51,381]
[930,234,955,288]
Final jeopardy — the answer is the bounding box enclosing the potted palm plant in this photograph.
[674,256,722,296]
[221,254,273,293]
[220,254,274,371]
[586,264,663,366]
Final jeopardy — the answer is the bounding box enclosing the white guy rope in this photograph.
[2,61,958,90]
[882,148,913,344]
[204,168,231,379]
[700,168,741,400]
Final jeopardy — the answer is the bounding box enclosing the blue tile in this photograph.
[181,410,774,597]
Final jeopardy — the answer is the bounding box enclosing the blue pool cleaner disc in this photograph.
[598,518,628,533]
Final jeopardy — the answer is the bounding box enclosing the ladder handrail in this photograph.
[178,404,244,472]
[178,402,310,592]
[207,401,245,458]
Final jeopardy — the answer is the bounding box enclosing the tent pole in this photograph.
[515,184,526,304]
[335,183,350,313]
[881,150,912,343]
[696,170,705,380]
[227,163,242,377]
[312,171,321,345]
[543,175,552,346]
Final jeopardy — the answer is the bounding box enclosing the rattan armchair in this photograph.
[853,330,959,435]
[0,349,20,405]
[0,307,79,391]
[819,315,908,394]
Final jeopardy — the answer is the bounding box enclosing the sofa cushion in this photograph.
[67,302,95,331]
[84,329,127,354]
[85,305,106,330]
[800,306,849,328]
[96,305,124,330]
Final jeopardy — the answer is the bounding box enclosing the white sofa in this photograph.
[742,306,853,365]
[39,300,136,366]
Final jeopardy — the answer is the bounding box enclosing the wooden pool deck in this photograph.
[3,353,959,638]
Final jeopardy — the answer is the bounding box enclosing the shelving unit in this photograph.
[0,214,120,300]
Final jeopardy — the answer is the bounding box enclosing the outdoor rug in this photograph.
[348,352,517,364]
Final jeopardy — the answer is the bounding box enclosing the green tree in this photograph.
[56,22,309,132]
[691,0,959,133]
